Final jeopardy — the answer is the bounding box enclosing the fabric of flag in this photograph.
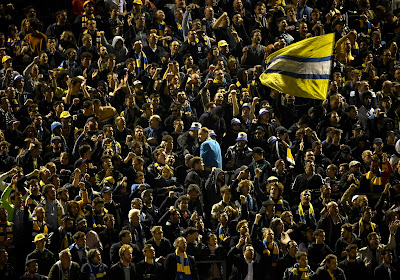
[286,144,295,165]
[260,33,335,100]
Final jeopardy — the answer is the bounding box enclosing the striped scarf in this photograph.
[156,21,166,36]
[98,59,108,72]
[88,263,107,279]
[358,218,376,237]
[91,208,108,229]
[7,36,21,48]
[0,221,13,242]
[235,80,250,91]
[269,196,283,215]
[218,225,229,241]
[32,218,48,235]
[82,13,95,30]
[175,19,183,36]
[83,29,101,49]
[154,162,165,173]
[365,170,383,193]
[262,240,279,267]
[298,203,315,226]
[292,263,310,280]
[133,51,148,75]
[188,38,199,46]
[176,250,192,280]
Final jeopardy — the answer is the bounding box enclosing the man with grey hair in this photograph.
[122,209,149,250]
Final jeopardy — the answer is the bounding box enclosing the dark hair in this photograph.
[119,230,131,241]
[295,251,307,260]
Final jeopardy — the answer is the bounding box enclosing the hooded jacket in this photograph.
[101,36,128,64]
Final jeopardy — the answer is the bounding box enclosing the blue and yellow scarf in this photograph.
[176,250,192,280]
[218,225,229,241]
[83,29,101,49]
[298,202,315,226]
[292,263,311,279]
[269,196,283,215]
[81,13,95,30]
[263,240,279,267]
[365,170,383,193]
[133,51,148,75]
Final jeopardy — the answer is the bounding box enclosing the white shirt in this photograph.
[244,259,254,280]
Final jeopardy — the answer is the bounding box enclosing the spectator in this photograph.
[164,237,199,280]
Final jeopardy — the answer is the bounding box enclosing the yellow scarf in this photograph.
[327,269,336,280]
[176,250,191,278]
[298,202,315,224]
[292,264,310,280]
[358,218,376,237]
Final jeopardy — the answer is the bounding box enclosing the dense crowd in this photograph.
[1,0,400,279]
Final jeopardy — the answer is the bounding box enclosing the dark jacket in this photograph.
[374,263,398,280]
[135,260,164,280]
[315,265,346,280]
[164,252,199,280]
[26,248,57,276]
[307,243,334,270]
[19,272,46,280]
[338,258,368,280]
[48,261,81,280]
[228,246,262,280]
[108,262,136,279]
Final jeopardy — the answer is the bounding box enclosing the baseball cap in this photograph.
[373,138,383,144]
[83,0,94,7]
[61,215,73,223]
[352,124,362,130]
[60,111,71,119]
[267,176,279,183]
[33,234,46,243]
[14,75,24,82]
[387,131,396,137]
[262,200,275,207]
[51,122,62,132]
[231,118,241,125]
[26,259,38,266]
[236,132,248,142]
[189,122,202,131]
[276,126,287,135]
[259,108,270,116]
[218,40,228,47]
[101,186,112,194]
[242,103,250,109]
[209,130,217,137]
[51,136,62,143]
[76,216,87,224]
[349,160,361,168]
[1,55,12,64]
[74,158,87,169]
[132,0,143,4]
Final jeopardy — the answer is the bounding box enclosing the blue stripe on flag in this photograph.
[266,55,332,67]
[264,69,330,80]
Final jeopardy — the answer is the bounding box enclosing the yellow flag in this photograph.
[259,33,335,100]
